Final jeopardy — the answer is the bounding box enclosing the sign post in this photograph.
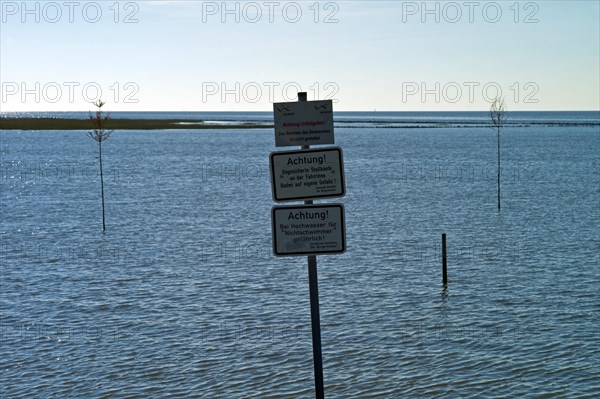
[271,92,345,399]
[299,92,324,399]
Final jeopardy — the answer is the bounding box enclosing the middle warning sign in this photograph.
[270,147,345,202]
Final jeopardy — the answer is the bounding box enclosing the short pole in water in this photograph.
[442,233,448,285]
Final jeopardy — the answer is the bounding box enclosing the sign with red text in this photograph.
[270,147,345,202]
[272,204,346,256]
[273,100,334,147]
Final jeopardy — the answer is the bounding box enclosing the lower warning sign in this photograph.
[272,204,346,256]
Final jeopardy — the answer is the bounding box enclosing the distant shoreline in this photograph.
[0,118,272,130]
[1,115,598,131]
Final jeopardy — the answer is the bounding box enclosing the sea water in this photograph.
[1,112,599,398]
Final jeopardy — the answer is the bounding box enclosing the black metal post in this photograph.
[442,233,447,285]
[307,253,324,398]
[299,91,324,399]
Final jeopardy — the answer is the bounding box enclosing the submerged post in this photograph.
[307,253,324,398]
[442,233,447,285]
[298,91,325,399]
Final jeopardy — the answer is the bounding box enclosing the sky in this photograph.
[1,0,599,111]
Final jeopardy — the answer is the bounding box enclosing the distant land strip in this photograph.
[0,118,272,130]
[1,117,598,131]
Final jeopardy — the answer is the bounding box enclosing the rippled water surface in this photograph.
[1,121,599,398]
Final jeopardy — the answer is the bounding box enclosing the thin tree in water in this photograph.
[88,100,113,232]
[490,97,506,210]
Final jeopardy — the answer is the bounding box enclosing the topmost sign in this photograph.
[273,100,334,147]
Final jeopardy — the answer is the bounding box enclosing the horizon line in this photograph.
[2,109,600,113]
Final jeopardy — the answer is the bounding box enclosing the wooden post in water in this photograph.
[442,233,447,285]
[298,91,325,399]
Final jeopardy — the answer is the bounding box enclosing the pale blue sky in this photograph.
[1,0,598,111]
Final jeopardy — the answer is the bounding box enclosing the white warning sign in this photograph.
[272,204,346,256]
[273,100,334,147]
[270,147,345,202]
